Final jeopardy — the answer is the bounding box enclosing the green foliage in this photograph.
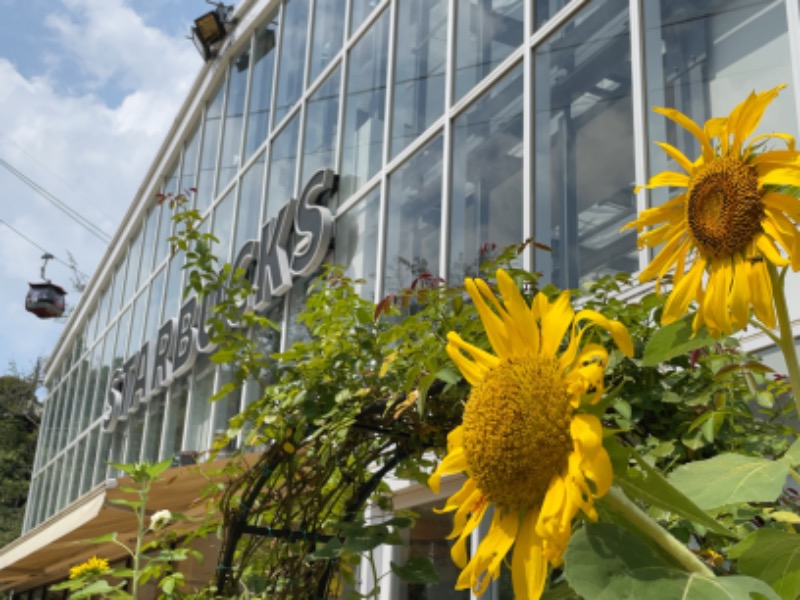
[564,523,780,600]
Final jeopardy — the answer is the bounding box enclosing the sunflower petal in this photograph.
[497,270,540,354]
[466,278,512,359]
[655,141,695,174]
[653,106,714,162]
[662,257,705,326]
[539,291,574,357]
[512,511,548,600]
[457,510,518,595]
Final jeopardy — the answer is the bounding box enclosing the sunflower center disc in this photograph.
[686,156,763,258]
[462,355,573,512]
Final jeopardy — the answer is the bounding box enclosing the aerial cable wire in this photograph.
[0,132,117,225]
[0,158,112,243]
[0,218,91,280]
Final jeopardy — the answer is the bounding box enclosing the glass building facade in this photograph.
[9,0,800,595]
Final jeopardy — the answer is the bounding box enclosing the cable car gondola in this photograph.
[25,253,67,319]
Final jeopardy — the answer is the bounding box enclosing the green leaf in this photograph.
[668,453,790,510]
[390,556,439,584]
[611,444,736,538]
[642,315,715,366]
[81,532,119,544]
[727,528,800,600]
[783,438,800,465]
[564,523,779,600]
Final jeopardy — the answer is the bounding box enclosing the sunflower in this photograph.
[623,85,800,336]
[68,555,110,580]
[429,269,633,599]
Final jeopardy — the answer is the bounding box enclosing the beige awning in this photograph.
[0,454,253,592]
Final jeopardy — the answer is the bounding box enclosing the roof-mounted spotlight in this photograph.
[190,1,236,62]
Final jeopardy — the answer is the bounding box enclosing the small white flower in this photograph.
[149,509,172,530]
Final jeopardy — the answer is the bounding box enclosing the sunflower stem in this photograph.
[766,263,800,415]
[604,487,714,577]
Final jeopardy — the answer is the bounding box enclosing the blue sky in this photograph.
[0,0,209,379]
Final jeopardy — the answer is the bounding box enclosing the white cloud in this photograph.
[0,0,199,373]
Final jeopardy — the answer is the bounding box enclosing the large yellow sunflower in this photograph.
[429,269,633,599]
[623,85,800,336]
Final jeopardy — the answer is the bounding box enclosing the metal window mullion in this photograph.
[334,0,351,179]
[375,0,398,302]
[238,33,257,179]
[440,0,457,281]
[523,0,535,273]
[630,0,650,274]
[210,69,231,213]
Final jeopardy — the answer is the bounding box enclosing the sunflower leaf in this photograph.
[667,453,790,510]
[641,315,715,366]
[390,556,439,584]
[609,442,737,538]
[727,528,800,600]
[564,523,779,600]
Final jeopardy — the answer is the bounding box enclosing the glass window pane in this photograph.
[266,114,300,221]
[384,135,443,294]
[108,259,127,317]
[391,0,447,156]
[219,46,251,193]
[142,395,166,463]
[310,0,345,83]
[185,360,214,455]
[124,228,144,298]
[181,125,201,197]
[340,9,390,202]
[335,186,380,301]
[94,327,115,422]
[455,0,523,101]
[212,188,236,262]
[139,204,160,284]
[144,267,165,345]
[534,0,636,288]
[302,67,341,182]
[197,84,226,213]
[350,0,379,34]
[127,289,148,356]
[113,308,131,370]
[245,24,278,160]
[235,151,266,248]
[156,167,178,267]
[164,380,189,462]
[643,0,796,207]
[162,255,184,323]
[275,0,309,123]
[80,428,99,495]
[535,0,570,29]
[450,64,524,282]
[213,363,241,454]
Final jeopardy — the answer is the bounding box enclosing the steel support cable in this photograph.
[0,218,90,280]
[0,158,111,243]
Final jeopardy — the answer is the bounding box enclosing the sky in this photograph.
[0,0,210,378]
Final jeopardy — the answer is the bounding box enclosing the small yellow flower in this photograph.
[68,555,110,580]
[429,269,633,599]
[623,85,800,336]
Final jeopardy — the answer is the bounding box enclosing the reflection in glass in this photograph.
[124,229,143,300]
[385,136,442,294]
[643,0,796,207]
[266,114,300,221]
[245,24,278,159]
[144,268,165,345]
[181,126,200,199]
[113,308,131,371]
[108,260,127,318]
[534,0,636,288]
[185,360,214,455]
[213,363,241,454]
[275,0,309,123]
[310,0,345,83]
[81,428,99,495]
[138,204,160,285]
[335,186,380,301]
[236,152,265,249]
[197,84,225,213]
[213,188,236,262]
[127,289,148,356]
[302,67,340,183]
[142,396,166,463]
[535,0,569,28]
[391,0,447,156]
[157,165,178,266]
[350,0,378,34]
[93,429,112,486]
[218,46,250,194]
[450,64,523,283]
[164,381,189,462]
[340,9,389,202]
[455,0,523,101]
[162,255,184,324]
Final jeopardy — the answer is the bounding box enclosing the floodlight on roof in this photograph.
[190,1,236,62]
